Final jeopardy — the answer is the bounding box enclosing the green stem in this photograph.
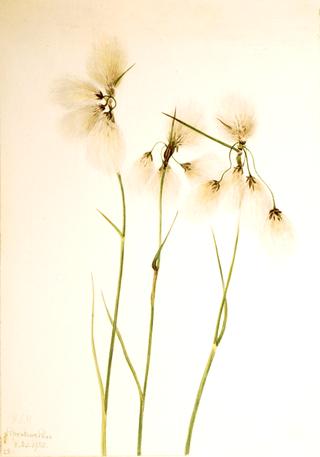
[185,343,217,456]
[158,169,166,247]
[137,167,167,455]
[211,231,227,346]
[103,173,126,452]
[101,292,143,400]
[185,224,240,455]
[242,149,253,177]
[90,275,106,456]
[244,146,276,208]
[218,143,238,183]
[152,211,178,271]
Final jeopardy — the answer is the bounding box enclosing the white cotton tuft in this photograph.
[219,169,246,213]
[167,104,202,149]
[241,178,271,231]
[183,154,220,186]
[262,210,294,257]
[52,78,98,109]
[162,166,182,200]
[216,96,256,143]
[147,166,182,208]
[87,39,127,91]
[60,105,101,138]
[87,118,126,175]
[182,180,224,223]
[127,153,157,193]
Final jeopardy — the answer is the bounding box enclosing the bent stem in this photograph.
[184,225,240,455]
[137,167,167,455]
[102,292,143,401]
[212,231,228,346]
[103,173,126,455]
[90,275,106,455]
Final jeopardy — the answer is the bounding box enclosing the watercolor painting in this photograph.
[1,1,320,456]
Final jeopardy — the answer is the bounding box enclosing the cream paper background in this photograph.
[1,0,320,456]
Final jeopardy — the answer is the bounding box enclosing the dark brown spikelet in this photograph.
[269,208,282,221]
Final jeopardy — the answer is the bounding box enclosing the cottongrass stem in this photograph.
[185,224,240,455]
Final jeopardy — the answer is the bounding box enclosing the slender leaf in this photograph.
[101,292,143,400]
[162,112,239,151]
[97,208,123,237]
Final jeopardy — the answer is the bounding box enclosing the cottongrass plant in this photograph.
[135,109,200,455]
[164,96,293,455]
[55,40,292,455]
[54,39,134,456]
[99,109,202,455]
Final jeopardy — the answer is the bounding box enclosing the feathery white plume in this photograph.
[182,154,219,185]
[54,39,132,175]
[217,96,256,143]
[87,120,125,175]
[167,105,201,150]
[183,179,224,223]
[127,152,157,192]
[87,39,128,92]
[263,208,294,256]
[53,78,98,109]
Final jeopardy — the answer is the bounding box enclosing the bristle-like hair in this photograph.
[87,39,127,91]
[240,177,271,230]
[52,78,98,109]
[263,209,294,256]
[147,165,182,208]
[61,105,101,138]
[217,96,256,143]
[127,153,157,192]
[168,105,201,149]
[183,154,219,185]
[183,179,224,222]
[218,168,245,213]
[87,117,125,175]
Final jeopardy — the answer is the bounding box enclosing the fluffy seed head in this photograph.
[147,165,182,208]
[54,40,131,175]
[218,167,245,213]
[128,152,157,192]
[52,78,99,109]
[181,154,219,185]
[240,177,271,231]
[183,179,224,222]
[167,105,201,150]
[263,208,294,256]
[61,105,103,138]
[86,119,125,175]
[87,39,128,93]
[217,96,256,143]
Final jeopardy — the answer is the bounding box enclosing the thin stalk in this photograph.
[218,143,238,183]
[90,275,106,455]
[137,167,167,455]
[152,211,178,270]
[245,146,276,207]
[211,231,227,346]
[103,173,126,453]
[185,224,240,455]
[101,292,143,400]
[242,148,254,178]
